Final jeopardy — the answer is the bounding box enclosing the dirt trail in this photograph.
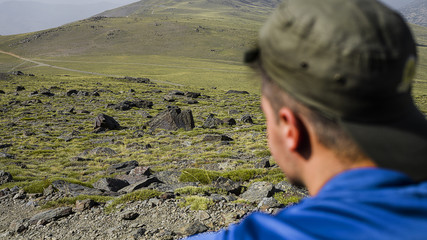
[0,50,184,87]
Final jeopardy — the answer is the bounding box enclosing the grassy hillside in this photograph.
[0,0,279,61]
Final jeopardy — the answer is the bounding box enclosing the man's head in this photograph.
[247,0,427,182]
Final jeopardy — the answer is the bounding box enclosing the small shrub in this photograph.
[179,196,213,210]
[179,169,221,184]
[273,192,302,206]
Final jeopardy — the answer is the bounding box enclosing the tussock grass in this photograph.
[105,189,162,213]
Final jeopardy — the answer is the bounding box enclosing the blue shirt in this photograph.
[186,168,427,239]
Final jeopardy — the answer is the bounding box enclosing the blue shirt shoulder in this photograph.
[185,168,427,240]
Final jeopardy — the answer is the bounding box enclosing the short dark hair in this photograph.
[259,64,368,163]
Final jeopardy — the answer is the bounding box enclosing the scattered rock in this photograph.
[107,160,139,175]
[122,212,139,220]
[140,111,152,119]
[213,177,243,195]
[66,90,79,96]
[226,90,249,94]
[202,135,233,142]
[149,107,195,131]
[9,219,28,233]
[118,177,162,194]
[241,115,254,124]
[202,114,223,129]
[75,199,97,212]
[0,144,12,149]
[184,99,199,104]
[163,95,176,102]
[241,181,275,203]
[107,99,153,111]
[89,147,117,156]
[223,118,237,126]
[181,221,209,235]
[255,159,271,169]
[51,180,106,197]
[0,90,5,94]
[93,178,129,192]
[169,90,185,96]
[16,86,25,91]
[94,113,121,131]
[28,207,73,225]
[186,92,201,98]
[0,171,13,184]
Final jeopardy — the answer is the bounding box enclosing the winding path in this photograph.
[0,50,184,87]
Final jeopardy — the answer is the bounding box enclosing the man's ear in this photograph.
[278,108,301,151]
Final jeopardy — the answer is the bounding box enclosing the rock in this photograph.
[0,188,10,197]
[181,221,209,235]
[163,95,176,102]
[89,147,117,156]
[108,99,153,111]
[0,152,14,159]
[149,107,195,131]
[258,197,281,211]
[66,89,78,96]
[255,159,271,169]
[133,130,145,138]
[11,71,24,76]
[184,99,199,104]
[226,90,249,94]
[140,111,152,119]
[43,185,55,196]
[213,177,243,195]
[16,86,25,91]
[241,115,254,124]
[0,90,5,94]
[9,219,27,233]
[241,181,275,203]
[93,178,129,192]
[133,228,146,239]
[70,157,93,162]
[118,177,162,194]
[275,181,309,196]
[75,199,96,212]
[129,166,152,176]
[202,114,223,129]
[202,134,233,142]
[51,180,106,197]
[28,207,73,225]
[122,212,139,220]
[153,171,181,184]
[159,192,175,200]
[0,171,13,184]
[186,92,201,98]
[94,113,121,130]
[40,89,54,96]
[0,144,13,149]
[107,160,139,175]
[13,190,26,200]
[223,118,237,126]
[169,90,185,96]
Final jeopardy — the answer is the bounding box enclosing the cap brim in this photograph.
[341,103,427,182]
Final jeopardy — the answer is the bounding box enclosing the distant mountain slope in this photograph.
[0,1,123,35]
[0,0,279,61]
[400,0,427,27]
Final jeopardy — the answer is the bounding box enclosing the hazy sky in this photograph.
[0,0,138,4]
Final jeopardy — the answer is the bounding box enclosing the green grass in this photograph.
[179,195,214,210]
[42,195,115,209]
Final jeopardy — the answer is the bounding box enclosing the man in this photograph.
[186,0,427,239]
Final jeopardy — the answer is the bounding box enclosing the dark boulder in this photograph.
[226,90,249,94]
[241,115,254,124]
[66,90,79,96]
[186,92,201,98]
[0,171,13,185]
[94,114,121,130]
[107,160,139,175]
[202,134,233,142]
[202,114,223,129]
[16,86,25,91]
[93,178,129,192]
[169,90,185,96]
[149,107,195,131]
[223,118,237,126]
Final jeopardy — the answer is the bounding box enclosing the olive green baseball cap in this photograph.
[246,0,427,181]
